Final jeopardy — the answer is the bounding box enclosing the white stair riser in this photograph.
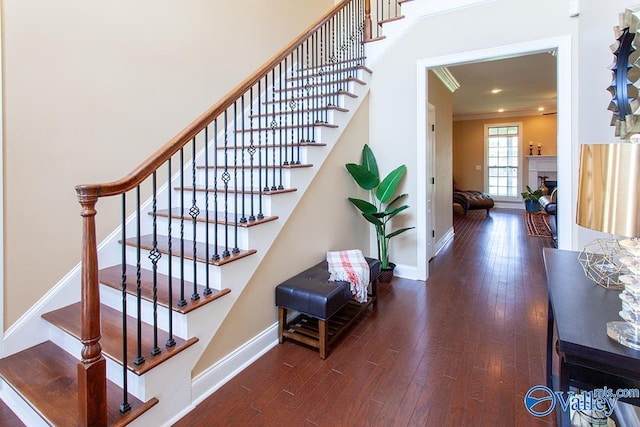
[100,284,190,340]
[205,140,319,165]
[197,167,295,189]
[182,190,275,217]
[151,215,251,250]
[121,245,224,288]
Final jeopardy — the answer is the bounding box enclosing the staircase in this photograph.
[0,1,414,426]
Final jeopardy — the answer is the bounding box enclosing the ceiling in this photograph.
[443,52,558,121]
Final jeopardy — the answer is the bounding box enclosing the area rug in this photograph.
[525,211,552,237]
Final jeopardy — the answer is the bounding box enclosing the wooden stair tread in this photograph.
[263,90,357,104]
[153,208,279,228]
[99,264,231,314]
[249,106,348,117]
[378,15,405,25]
[214,141,327,148]
[236,123,338,131]
[297,56,366,71]
[0,341,157,426]
[196,163,313,171]
[124,234,257,266]
[277,77,366,90]
[182,186,297,196]
[42,303,198,376]
[294,64,372,77]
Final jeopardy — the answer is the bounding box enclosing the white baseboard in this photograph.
[165,323,279,426]
[434,227,454,257]
[393,263,418,280]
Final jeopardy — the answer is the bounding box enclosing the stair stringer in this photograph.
[365,0,498,66]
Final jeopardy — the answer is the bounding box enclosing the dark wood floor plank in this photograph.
[173,209,556,427]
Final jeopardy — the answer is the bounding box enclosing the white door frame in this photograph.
[416,36,574,279]
[427,104,436,260]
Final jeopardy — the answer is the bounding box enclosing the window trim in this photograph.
[483,122,523,201]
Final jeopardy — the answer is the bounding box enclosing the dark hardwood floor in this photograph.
[175,208,556,426]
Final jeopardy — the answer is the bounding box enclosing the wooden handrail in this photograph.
[75,0,362,200]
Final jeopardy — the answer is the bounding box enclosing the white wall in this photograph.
[369,0,577,273]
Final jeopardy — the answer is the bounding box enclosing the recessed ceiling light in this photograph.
[498,108,505,113]
[491,89,502,94]
[538,107,545,111]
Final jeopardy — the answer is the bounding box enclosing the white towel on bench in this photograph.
[327,249,370,303]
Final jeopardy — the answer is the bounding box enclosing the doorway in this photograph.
[416,36,573,281]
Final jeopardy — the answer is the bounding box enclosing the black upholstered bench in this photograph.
[275,257,380,358]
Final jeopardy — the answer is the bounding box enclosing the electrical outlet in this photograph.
[475,165,482,171]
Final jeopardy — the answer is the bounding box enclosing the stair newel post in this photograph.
[76,191,107,427]
[364,0,372,41]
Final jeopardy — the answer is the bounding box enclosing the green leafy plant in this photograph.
[345,144,414,270]
[521,185,543,201]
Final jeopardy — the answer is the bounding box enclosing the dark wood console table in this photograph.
[543,248,640,426]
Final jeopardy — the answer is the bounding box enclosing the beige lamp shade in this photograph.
[576,143,640,237]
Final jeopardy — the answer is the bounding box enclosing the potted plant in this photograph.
[521,185,543,212]
[345,144,414,282]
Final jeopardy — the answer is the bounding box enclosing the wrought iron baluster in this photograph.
[304,38,312,143]
[190,138,200,301]
[222,110,231,257]
[263,74,271,192]
[204,127,212,295]
[277,63,285,190]
[213,119,221,261]
[288,53,297,164]
[256,81,264,220]
[149,172,161,356]
[270,69,277,191]
[119,194,130,413]
[134,186,145,366]
[248,88,257,222]
[166,159,176,347]
[240,95,248,223]
[178,148,187,307]
[232,102,240,254]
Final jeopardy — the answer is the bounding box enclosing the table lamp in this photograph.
[576,142,640,350]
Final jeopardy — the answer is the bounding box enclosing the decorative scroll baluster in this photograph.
[304,38,312,143]
[213,119,221,261]
[149,173,161,356]
[222,111,231,257]
[166,160,176,347]
[204,127,212,295]
[190,138,200,301]
[119,195,130,414]
[247,90,256,221]
[178,148,187,307]
[134,186,145,366]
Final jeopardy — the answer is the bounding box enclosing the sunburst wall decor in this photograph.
[608,5,640,139]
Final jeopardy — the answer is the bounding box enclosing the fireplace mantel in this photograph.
[526,155,557,189]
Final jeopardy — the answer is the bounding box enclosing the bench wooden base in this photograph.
[278,296,376,359]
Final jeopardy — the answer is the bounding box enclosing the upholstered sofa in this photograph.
[453,190,494,215]
[538,188,557,245]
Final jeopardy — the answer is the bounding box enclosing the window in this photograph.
[485,123,521,198]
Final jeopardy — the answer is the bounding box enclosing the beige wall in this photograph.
[2,0,334,328]
[428,72,453,243]
[194,97,371,372]
[453,114,557,191]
